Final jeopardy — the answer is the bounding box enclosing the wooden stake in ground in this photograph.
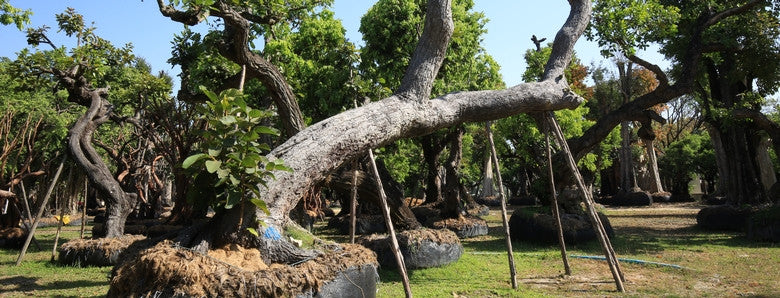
[367,149,412,298]
[545,112,625,292]
[8,200,42,251]
[50,202,67,262]
[349,160,358,244]
[485,121,518,290]
[544,128,571,275]
[16,182,42,251]
[80,179,87,239]
[16,154,67,266]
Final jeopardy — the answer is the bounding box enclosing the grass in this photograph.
[1,204,778,297]
[0,226,111,297]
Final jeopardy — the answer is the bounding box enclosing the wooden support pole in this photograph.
[367,149,412,298]
[16,182,41,251]
[16,154,67,266]
[545,129,571,275]
[51,203,66,262]
[485,121,518,290]
[349,160,358,244]
[9,201,42,251]
[80,179,87,239]
[545,112,625,292]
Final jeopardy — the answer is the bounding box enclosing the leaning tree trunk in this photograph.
[64,83,137,238]
[259,0,590,229]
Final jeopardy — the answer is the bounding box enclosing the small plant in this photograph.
[183,86,290,233]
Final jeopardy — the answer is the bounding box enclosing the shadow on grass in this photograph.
[0,275,105,293]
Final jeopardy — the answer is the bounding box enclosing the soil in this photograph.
[58,235,148,267]
[108,241,378,297]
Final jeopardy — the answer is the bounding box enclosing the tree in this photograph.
[16,8,173,237]
[146,0,588,259]
[567,0,775,204]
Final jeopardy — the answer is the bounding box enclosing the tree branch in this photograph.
[704,0,764,28]
[543,0,592,82]
[628,54,668,87]
[396,0,453,101]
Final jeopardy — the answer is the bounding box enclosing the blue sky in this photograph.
[1,1,669,89]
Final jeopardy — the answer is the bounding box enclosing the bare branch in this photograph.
[628,54,668,87]
[704,0,764,28]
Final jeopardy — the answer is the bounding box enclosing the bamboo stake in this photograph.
[16,154,67,266]
[485,121,518,289]
[19,182,33,226]
[50,203,66,262]
[367,149,412,298]
[16,182,42,250]
[80,179,87,239]
[349,160,359,244]
[545,112,625,292]
[8,200,41,251]
[544,129,571,275]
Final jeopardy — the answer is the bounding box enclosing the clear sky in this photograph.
[1,1,669,89]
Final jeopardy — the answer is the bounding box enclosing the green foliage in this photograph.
[265,9,358,123]
[586,0,680,57]
[0,0,31,30]
[658,132,716,182]
[182,87,288,214]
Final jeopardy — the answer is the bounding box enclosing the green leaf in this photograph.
[220,115,237,125]
[247,227,259,237]
[205,159,222,173]
[200,85,219,102]
[208,148,221,157]
[250,198,270,215]
[224,191,241,209]
[182,153,207,169]
[255,126,279,136]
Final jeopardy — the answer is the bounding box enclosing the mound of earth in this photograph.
[696,205,753,232]
[508,196,539,206]
[509,210,614,245]
[476,196,502,207]
[58,235,148,267]
[606,191,653,206]
[107,241,378,297]
[651,192,672,203]
[429,216,488,238]
[746,205,780,242]
[327,214,386,235]
[0,227,26,248]
[359,228,462,269]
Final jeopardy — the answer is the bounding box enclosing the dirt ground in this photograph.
[515,202,780,297]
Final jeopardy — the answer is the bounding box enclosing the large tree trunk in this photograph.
[481,151,496,198]
[618,121,635,192]
[63,79,137,238]
[421,134,446,204]
[441,126,465,218]
[642,138,664,193]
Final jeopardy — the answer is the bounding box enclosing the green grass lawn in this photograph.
[1,204,778,297]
